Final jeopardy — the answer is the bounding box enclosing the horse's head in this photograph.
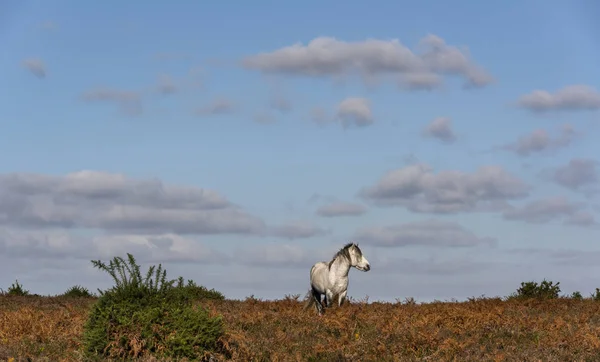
[348,243,370,272]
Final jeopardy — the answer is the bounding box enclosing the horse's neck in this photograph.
[330,257,351,278]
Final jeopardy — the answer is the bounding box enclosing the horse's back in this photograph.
[310,261,329,290]
[311,261,327,275]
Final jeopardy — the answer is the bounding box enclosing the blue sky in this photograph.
[1,0,600,302]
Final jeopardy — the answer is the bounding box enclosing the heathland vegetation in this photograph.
[2,253,600,361]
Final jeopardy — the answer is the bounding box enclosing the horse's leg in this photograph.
[311,287,324,315]
[338,290,347,307]
[325,289,334,308]
[319,294,326,315]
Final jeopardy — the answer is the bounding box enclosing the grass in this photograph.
[3,294,600,361]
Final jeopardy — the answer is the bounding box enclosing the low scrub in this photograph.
[82,253,224,360]
[60,285,95,298]
[171,277,225,301]
[509,279,561,300]
[1,280,30,296]
[571,291,583,300]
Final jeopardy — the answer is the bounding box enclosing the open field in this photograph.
[2,294,600,361]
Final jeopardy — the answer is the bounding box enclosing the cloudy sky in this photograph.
[2,0,600,302]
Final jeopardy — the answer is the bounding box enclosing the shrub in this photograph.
[171,277,225,300]
[82,253,225,360]
[61,285,95,298]
[396,297,417,305]
[571,291,583,300]
[511,279,561,300]
[592,288,600,301]
[5,279,29,296]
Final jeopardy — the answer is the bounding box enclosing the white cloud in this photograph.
[267,220,329,240]
[196,98,236,115]
[501,124,575,157]
[423,117,456,143]
[253,110,277,124]
[374,255,494,275]
[92,233,227,263]
[336,97,374,128]
[81,88,143,116]
[502,196,596,227]
[353,219,496,247]
[156,74,178,95]
[0,228,228,265]
[517,85,600,112]
[242,34,493,89]
[270,96,292,112]
[359,163,529,213]
[397,72,442,90]
[0,170,265,235]
[316,202,367,217]
[22,58,46,78]
[310,107,330,125]
[232,243,322,268]
[565,211,598,227]
[551,158,599,192]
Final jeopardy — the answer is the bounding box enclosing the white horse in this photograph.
[304,242,370,314]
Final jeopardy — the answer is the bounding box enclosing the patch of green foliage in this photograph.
[171,277,225,300]
[82,253,225,360]
[508,279,561,300]
[571,291,583,300]
[591,288,600,301]
[61,285,95,298]
[3,279,30,296]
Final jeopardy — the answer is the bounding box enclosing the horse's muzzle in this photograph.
[363,264,371,272]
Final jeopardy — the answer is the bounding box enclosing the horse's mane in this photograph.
[328,242,361,269]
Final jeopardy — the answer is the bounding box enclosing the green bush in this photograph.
[171,277,225,300]
[82,253,225,360]
[4,279,30,296]
[591,288,600,301]
[61,285,95,298]
[571,291,583,300]
[510,279,561,300]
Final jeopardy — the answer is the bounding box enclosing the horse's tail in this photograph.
[304,265,316,312]
[303,288,316,311]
